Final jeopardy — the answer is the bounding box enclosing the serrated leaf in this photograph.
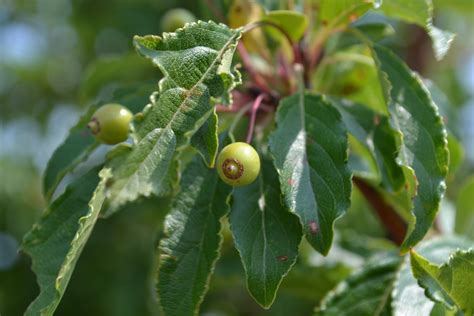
[372,45,449,253]
[134,21,241,130]
[190,108,219,168]
[455,176,474,239]
[410,248,474,314]
[261,10,308,41]
[392,235,473,316]
[157,156,232,316]
[22,167,110,316]
[314,252,402,316]
[379,0,455,60]
[103,22,242,215]
[229,159,303,308]
[269,93,352,255]
[332,98,404,191]
[42,84,156,201]
[103,127,176,216]
[425,79,465,175]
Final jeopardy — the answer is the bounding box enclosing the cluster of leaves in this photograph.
[21,0,472,315]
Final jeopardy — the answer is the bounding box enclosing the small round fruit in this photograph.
[161,8,196,32]
[87,103,133,145]
[216,142,260,187]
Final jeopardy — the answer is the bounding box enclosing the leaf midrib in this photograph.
[158,30,241,137]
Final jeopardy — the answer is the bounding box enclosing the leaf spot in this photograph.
[276,255,288,262]
[309,221,318,235]
[373,115,380,126]
[349,14,358,22]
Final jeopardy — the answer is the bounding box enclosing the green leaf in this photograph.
[190,108,219,168]
[157,156,232,316]
[332,98,404,191]
[269,93,352,255]
[103,127,176,216]
[261,10,308,41]
[379,0,455,60]
[392,235,473,316]
[455,176,474,239]
[314,252,402,315]
[133,21,242,141]
[410,249,474,314]
[42,84,156,201]
[424,79,465,175]
[22,167,110,316]
[229,159,303,308]
[319,0,374,26]
[102,22,242,215]
[328,23,395,52]
[372,45,449,253]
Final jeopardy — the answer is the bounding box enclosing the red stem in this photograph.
[245,93,266,144]
[353,177,407,246]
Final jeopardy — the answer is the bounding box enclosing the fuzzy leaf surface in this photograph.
[190,108,219,168]
[103,127,176,215]
[42,84,155,201]
[157,156,232,316]
[103,22,241,215]
[22,167,110,316]
[393,235,473,316]
[410,249,474,314]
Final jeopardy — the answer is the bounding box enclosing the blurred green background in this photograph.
[0,0,473,315]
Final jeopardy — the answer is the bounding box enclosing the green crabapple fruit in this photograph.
[161,8,196,32]
[216,142,260,187]
[87,103,133,145]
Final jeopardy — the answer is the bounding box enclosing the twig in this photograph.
[228,102,253,142]
[245,93,266,144]
[353,177,407,246]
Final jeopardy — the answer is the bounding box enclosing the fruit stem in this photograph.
[87,118,100,135]
[245,93,265,144]
[353,177,407,245]
[228,102,252,142]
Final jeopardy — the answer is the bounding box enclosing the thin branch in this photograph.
[353,177,407,246]
[245,93,266,144]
